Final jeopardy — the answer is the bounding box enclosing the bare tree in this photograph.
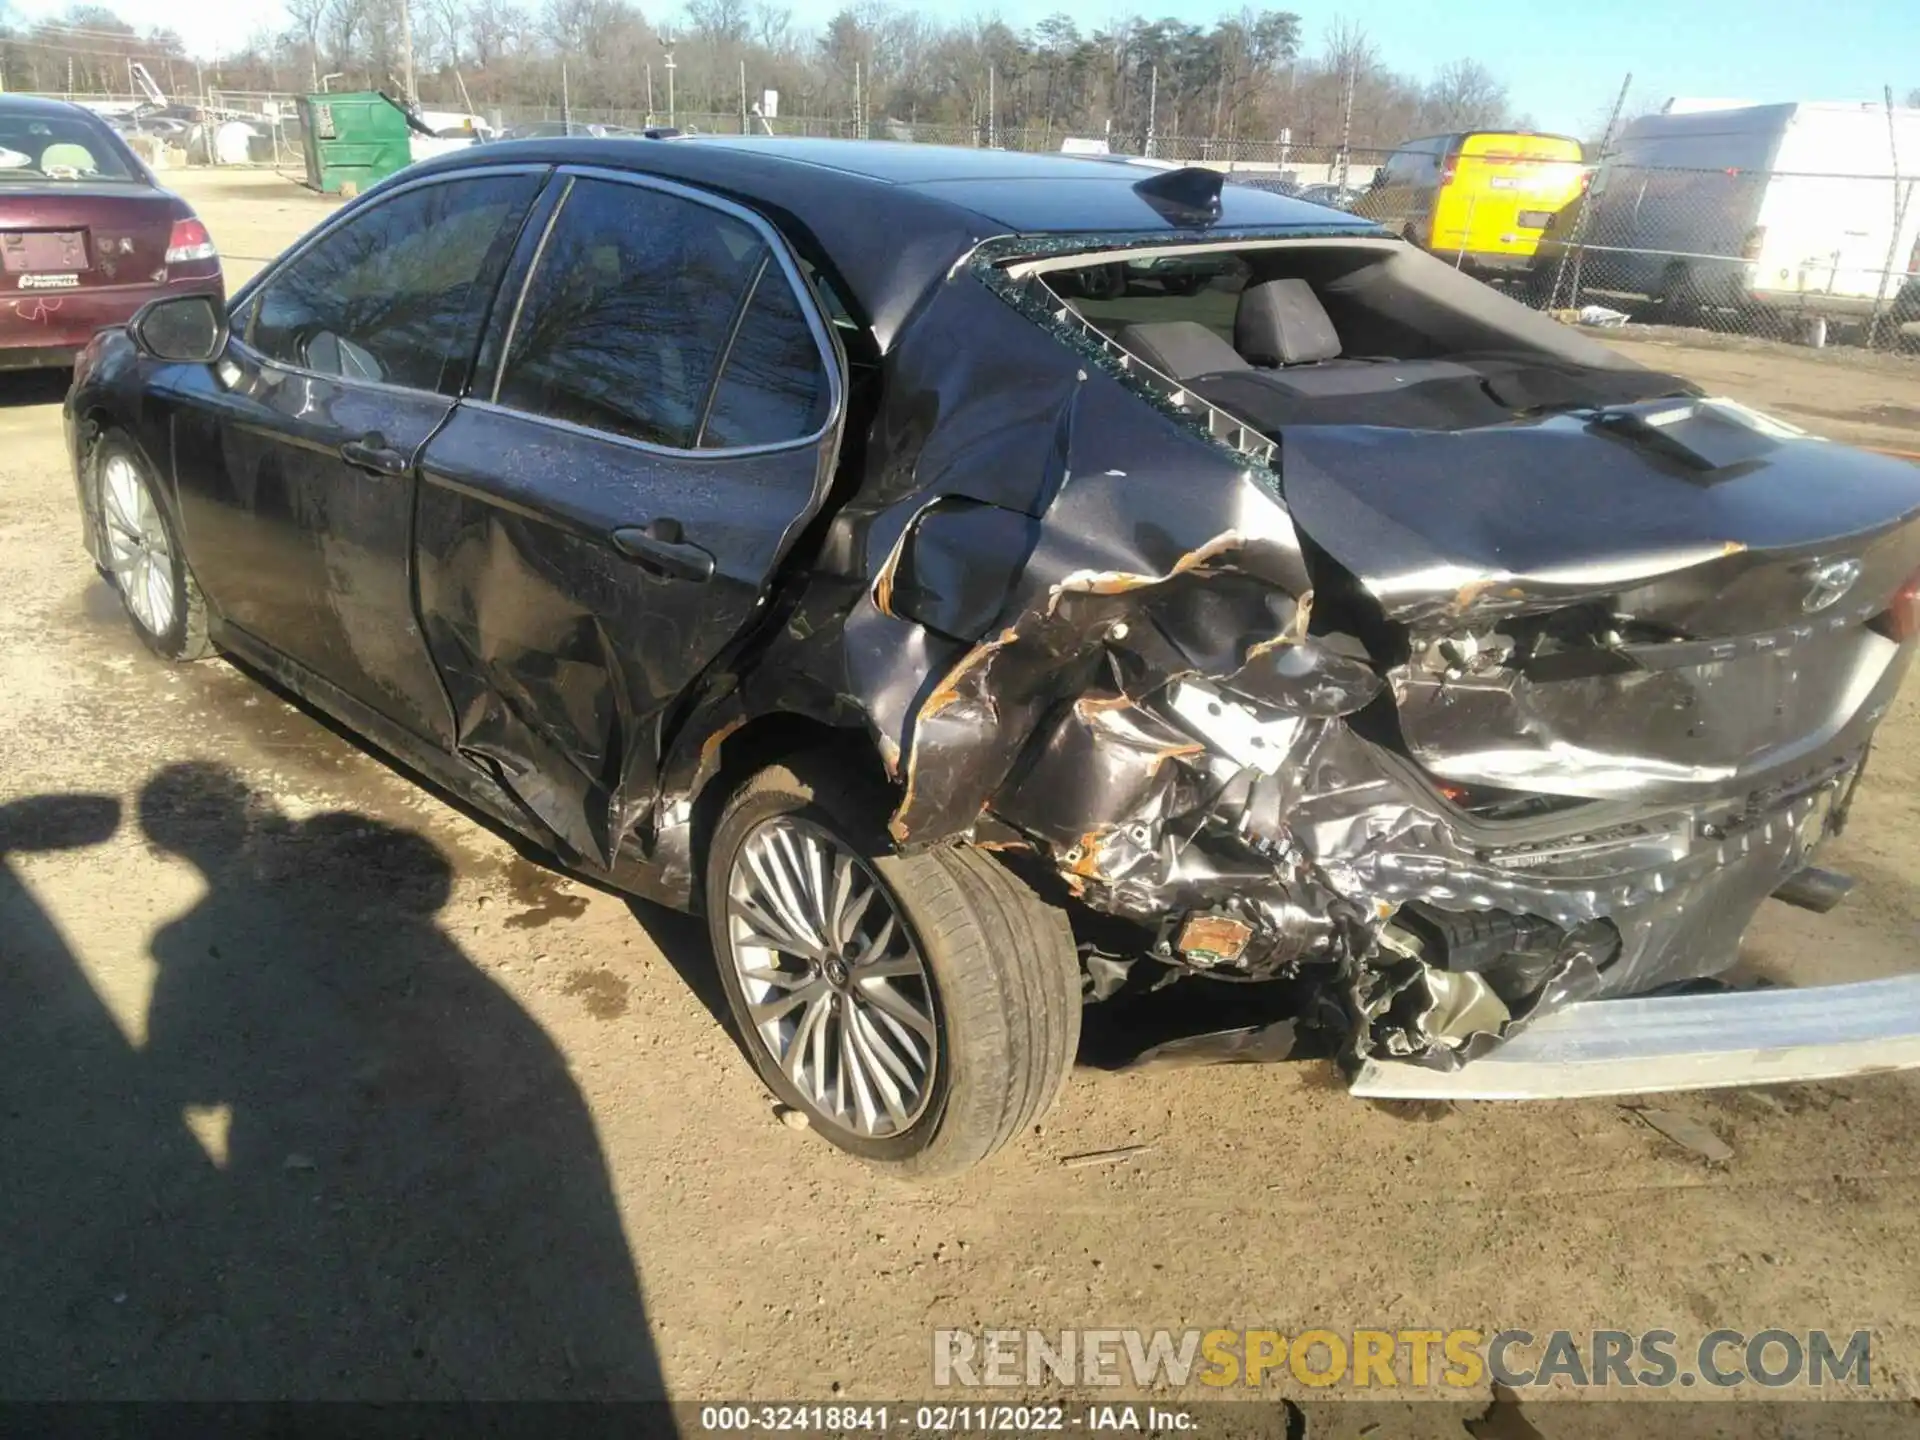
[751,0,792,54]
[1421,58,1508,132]
[430,0,464,68]
[467,0,527,69]
[687,0,749,45]
[282,0,327,84]
[322,0,368,75]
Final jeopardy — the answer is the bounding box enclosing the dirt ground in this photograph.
[5,169,1920,1425]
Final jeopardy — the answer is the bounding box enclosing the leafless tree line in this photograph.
[2,0,1534,150]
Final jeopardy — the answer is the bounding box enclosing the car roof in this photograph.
[676,137,1354,229]
[0,94,111,122]
[408,137,1377,351]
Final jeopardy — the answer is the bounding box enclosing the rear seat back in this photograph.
[1114,321,1250,382]
[1234,277,1343,366]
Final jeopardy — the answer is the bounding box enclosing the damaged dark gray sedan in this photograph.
[67,140,1920,1175]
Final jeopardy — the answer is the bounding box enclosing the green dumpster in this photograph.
[296,91,415,195]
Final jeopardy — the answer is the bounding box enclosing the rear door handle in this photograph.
[338,433,409,477]
[610,520,715,583]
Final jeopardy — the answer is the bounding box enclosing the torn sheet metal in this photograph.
[629,231,1920,1073]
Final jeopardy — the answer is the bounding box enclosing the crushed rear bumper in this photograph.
[1350,972,1920,1099]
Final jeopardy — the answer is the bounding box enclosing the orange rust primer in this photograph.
[870,525,911,618]
[1073,692,1135,718]
[1241,588,1315,662]
[1069,827,1116,880]
[1176,912,1255,964]
[889,625,1023,842]
[1077,692,1203,768]
[698,717,747,773]
[1045,528,1255,610]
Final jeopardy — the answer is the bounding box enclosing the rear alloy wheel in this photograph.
[707,753,1081,1177]
[727,815,940,1138]
[95,434,210,662]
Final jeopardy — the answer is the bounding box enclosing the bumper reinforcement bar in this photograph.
[1350,973,1920,1100]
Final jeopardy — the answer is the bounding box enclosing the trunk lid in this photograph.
[0,184,183,293]
[1282,399,1920,801]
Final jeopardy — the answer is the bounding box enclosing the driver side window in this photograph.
[250,173,539,394]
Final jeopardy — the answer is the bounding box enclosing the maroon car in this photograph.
[0,95,223,371]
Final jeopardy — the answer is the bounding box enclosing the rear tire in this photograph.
[1660,263,1703,327]
[94,432,210,663]
[706,751,1081,1178]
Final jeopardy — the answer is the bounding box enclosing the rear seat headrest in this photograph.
[1235,277,1342,366]
[1115,321,1250,382]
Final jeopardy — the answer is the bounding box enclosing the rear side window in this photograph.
[699,262,831,449]
[494,177,767,449]
[249,173,539,393]
[0,113,135,180]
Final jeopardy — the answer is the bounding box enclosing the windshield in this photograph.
[0,114,138,181]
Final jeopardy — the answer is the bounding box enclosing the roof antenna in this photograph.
[1132,167,1225,225]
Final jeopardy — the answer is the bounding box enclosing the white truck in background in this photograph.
[1555,99,1920,325]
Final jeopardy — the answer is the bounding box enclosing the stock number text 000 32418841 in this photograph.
[694,1404,1111,1433]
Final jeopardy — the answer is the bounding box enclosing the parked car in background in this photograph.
[417,109,496,141]
[1358,130,1587,273]
[1229,172,1302,197]
[1,96,222,372]
[68,140,1920,1177]
[1296,181,1366,210]
[1531,101,1920,323]
[499,120,663,140]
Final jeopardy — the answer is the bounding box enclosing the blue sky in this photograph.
[18,0,1919,134]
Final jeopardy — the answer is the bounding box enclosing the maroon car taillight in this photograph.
[165,218,217,265]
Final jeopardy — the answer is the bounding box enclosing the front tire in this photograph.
[706,752,1081,1178]
[94,433,210,662]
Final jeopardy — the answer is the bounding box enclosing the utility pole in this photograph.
[987,64,996,148]
[561,61,571,133]
[646,63,654,123]
[739,60,748,135]
[663,37,677,128]
[397,0,417,104]
[1145,63,1157,158]
[1336,56,1354,190]
[853,61,862,140]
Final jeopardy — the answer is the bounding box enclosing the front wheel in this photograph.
[706,752,1081,1178]
[94,433,210,662]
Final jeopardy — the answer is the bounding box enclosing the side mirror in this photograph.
[130,294,227,364]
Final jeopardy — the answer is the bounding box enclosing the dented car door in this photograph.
[170,169,545,746]
[415,170,844,867]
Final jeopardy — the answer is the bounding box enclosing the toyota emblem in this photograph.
[1802,557,1863,613]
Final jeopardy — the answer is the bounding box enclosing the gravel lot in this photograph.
[4,169,1920,1424]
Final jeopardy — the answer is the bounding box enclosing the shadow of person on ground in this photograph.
[0,762,667,1401]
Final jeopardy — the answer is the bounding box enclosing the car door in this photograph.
[167,168,545,748]
[414,169,845,868]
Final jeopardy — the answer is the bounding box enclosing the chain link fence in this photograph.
[1511,165,1920,350]
[39,87,1920,353]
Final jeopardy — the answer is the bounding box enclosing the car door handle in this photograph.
[610,521,715,583]
[338,433,409,477]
